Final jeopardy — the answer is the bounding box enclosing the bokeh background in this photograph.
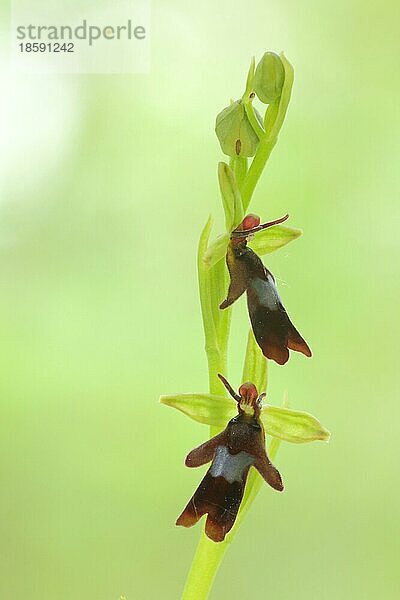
[1,0,399,598]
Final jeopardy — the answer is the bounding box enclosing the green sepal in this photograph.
[202,233,229,269]
[218,162,244,232]
[160,393,330,444]
[262,405,330,443]
[202,223,301,270]
[160,393,236,428]
[248,224,302,255]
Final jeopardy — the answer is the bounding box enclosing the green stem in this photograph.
[181,231,232,600]
[182,53,295,600]
[240,131,278,212]
[181,533,230,600]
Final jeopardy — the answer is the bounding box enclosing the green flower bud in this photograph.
[254,52,285,104]
[215,100,260,157]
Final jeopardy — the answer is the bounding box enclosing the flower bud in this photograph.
[215,100,260,157]
[254,52,285,104]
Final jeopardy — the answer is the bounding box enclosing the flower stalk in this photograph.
[161,51,329,600]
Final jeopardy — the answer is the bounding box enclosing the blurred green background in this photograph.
[1,0,399,598]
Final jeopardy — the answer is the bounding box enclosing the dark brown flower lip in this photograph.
[177,376,284,542]
[247,285,312,365]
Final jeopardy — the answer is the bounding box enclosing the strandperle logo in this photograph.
[16,19,146,46]
[11,0,150,74]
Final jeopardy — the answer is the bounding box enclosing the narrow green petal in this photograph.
[160,393,235,427]
[261,405,331,443]
[218,162,244,232]
[248,224,302,256]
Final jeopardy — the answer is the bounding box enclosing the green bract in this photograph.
[254,52,285,104]
[215,100,261,157]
